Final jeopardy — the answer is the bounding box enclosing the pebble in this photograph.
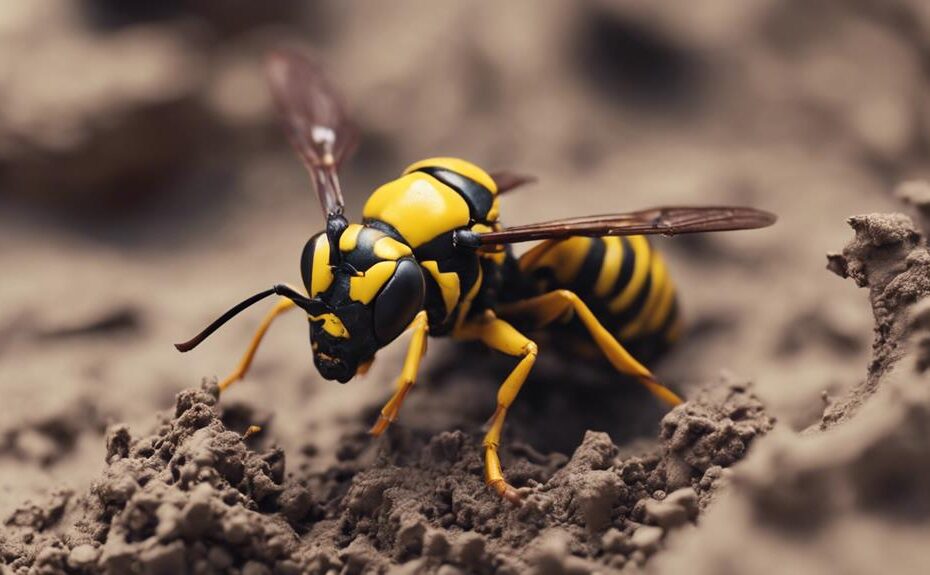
[666,487,699,518]
[68,544,99,569]
[207,546,233,569]
[630,525,664,554]
[644,498,687,529]
[456,532,487,567]
[243,560,272,575]
[601,528,632,554]
[423,529,451,557]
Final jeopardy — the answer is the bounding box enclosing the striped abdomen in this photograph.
[517,235,681,360]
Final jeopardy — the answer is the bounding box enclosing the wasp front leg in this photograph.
[369,311,429,436]
[455,312,538,504]
[497,290,682,407]
[218,296,297,392]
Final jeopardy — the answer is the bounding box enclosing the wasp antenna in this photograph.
[272,284,332,315]
[326,214,348,266]
[174,288,278,352]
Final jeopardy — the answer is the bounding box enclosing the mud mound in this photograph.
[656,211,930,575]
[1,377,771,574]
[2,384,308,573]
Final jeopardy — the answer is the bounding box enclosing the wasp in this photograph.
[176,49,775,503]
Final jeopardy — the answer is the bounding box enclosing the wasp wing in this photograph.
[490,171,537,194]
[266,49,358,217]
[477,206,776,245]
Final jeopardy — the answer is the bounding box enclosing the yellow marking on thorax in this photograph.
[363,174,471,248]
[403,157,498,194]
[421,260,461,317]
[619,253,668,339]
[309,313,349,338]
[594,237,622,297]
[454,264,484,332]
[373,236,412,260]
[609,236,651,313]
[349,260,397,304]
[310,235,334,297]
[339,224,363,252]
[487,197,501,222]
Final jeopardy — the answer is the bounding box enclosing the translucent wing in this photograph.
[490,171,537,194]
[266,49,358,217]
[477,206,776,245]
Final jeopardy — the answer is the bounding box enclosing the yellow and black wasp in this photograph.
[176,49,775,503]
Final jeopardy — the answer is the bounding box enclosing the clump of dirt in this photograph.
[655,210,930,575]
[825,211,930,427]
[1,384,310,574]
[1,376,771,574]
[300,376,771,574]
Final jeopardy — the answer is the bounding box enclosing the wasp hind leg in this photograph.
[497,290,682,407]
[455,312,538,504]
[218,297,297,392]
[369,311,429,436]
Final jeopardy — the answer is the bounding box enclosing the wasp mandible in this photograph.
[176,49,776,503]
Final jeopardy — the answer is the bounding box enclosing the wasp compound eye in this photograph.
[373,259,425,345]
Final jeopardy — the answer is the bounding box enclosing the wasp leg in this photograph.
[455,312,538,504]
[218,297,297,392]
[370,311,429,436]
[497,290,682,407]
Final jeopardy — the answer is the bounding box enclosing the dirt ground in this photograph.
[3,1,930,573]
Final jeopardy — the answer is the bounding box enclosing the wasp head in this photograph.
[301,225,425,383]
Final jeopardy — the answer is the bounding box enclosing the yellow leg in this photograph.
[369,311,429,436]
[218,298,297,392]
[455,312,538,504]
[497,289,683,407]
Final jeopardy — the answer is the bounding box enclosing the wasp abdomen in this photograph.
[518,235,681,361]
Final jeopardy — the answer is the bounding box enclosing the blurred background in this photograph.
[2,0,928,515]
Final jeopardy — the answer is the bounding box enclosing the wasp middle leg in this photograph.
[369,311,429,436]
[497,290,682,407]
[219,297,297,391]
[455,311,538,504]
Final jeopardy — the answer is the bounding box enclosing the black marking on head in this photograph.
[310,301,378,383]
[301,231,326,295]
[373,258,425,345]
[414,166,494,223]
[363,219,406,243]
[326,215,349,266]
[343,226,389,272]
[319,270,351,308]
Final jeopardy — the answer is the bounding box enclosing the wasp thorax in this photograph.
[301,223,426,383]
